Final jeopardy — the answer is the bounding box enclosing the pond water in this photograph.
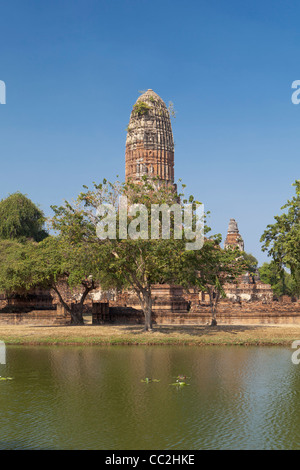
[0,345,299,450]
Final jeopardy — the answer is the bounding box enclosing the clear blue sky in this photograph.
[0,0,299,264]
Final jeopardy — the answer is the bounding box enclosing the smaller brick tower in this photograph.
[224,218,244,251]
[125,89,174,185]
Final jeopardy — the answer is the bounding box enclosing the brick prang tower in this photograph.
[224,218,245,251]
[125,89,174,185]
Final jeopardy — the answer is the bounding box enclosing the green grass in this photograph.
[0,324,299,347]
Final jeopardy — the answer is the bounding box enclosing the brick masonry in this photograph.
[125,89,175,184]
[0,281,299,326]
[224,218,245,251]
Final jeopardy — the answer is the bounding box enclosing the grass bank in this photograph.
[0,323,300,346]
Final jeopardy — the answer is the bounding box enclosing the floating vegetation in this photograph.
[174,375,190,381]
[170,374,191,387]
[0,377,13,381]
[141,375,191,386]
[141,378,160,383]
[170,381,190,387]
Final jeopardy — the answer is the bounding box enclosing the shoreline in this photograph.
[0,323,299,347]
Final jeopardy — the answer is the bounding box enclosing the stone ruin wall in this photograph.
[0,278,299,326]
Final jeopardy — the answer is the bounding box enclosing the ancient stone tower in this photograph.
[224,218,245,251]
[125,89,174,184]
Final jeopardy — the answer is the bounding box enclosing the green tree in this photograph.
[259,261,299,298]
[0,192,48,242]
[30,237,102,324]
[0,237,100,324]
[0,240,30,293]
[241,252,258,274]
[50,177,201,331]
[261,180,300,295]
[0,178,248,329]
[50,176,248,329]
[183,236,246,326]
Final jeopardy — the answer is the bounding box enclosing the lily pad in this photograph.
[141,378,160,383]
[170,381,189,386]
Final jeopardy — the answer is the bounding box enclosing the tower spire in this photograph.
[125,89,174,185]
[224,218,245,251]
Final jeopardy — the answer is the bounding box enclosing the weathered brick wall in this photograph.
[105,303,300,326]
[0,288,53,312]
[0,280,299,326]
[125,89,175,184]
[0,305,70,325]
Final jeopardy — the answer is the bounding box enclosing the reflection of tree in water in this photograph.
[18,346,300,449]
[48,346,195,448]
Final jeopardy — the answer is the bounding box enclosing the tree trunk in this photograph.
[73,281,95,325]
[141,290,153,331]
[210,309,217,327]
[52,283,88,326]
[281,271,286,296]
[209,290,218,326]
[70,308,84,325]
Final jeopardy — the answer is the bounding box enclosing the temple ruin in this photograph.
[0,89,298,326]
[125,89,175,185]
[224,218,245,251]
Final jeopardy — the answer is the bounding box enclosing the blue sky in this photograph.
[0,0,299,264]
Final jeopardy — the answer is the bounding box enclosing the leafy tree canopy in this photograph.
[0,236,103,324]
[241,252,258,274]
[0,192,48,242]
[261,180,300,295]
[259,261,299,298]
[0,177,248,328]
[182,236,246,325]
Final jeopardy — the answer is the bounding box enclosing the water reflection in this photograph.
[0,345,299,449]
